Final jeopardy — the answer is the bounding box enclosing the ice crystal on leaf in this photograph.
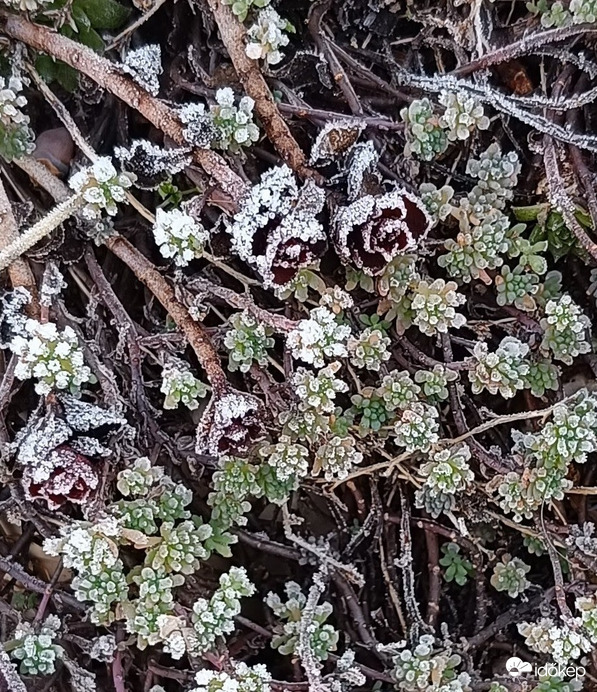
[224,310,274,373]
[411,278,467,336]
[122,45,162,96]
[191,662,271,692]
[11,615,63,676]
[115,140,190,189]
[178,102,218,148]
[160,359,207,410]
[490,554,531,598]
[211,87,260,152]
[293,362,348,413]
[69,157,134,220]
[400,98,448,161]
[286,306,351,367]
[468,337,530,399]
[152,207,209,267]
[0,76,34,162]
[347,327,391,371]
[228,165,326,288]
[518,618,591,666]
[309,119,365,165]
[314,435,363,481]
[393,401,440,453]
[245,7,290,65]
[540,294,591,365]
[333,188,431,276]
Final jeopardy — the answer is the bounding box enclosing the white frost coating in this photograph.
[245,7,290,65]
[122,44,163,96]
[69,157,134,220]
[152,208,209,267]
[286,307,351,368]
[309,119,365,164]
[115,140,190,182]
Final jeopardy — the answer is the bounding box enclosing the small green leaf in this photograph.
[35,54,80,92]
[74,0,130,30]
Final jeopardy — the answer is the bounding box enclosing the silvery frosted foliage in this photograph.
[391,634,472,692]
[255,457,301,505]
[466,143,521,212]
[495,265,540,310]
[326,650,366,691]
[333,188,431,276]
[512,391,597,469]
[414,365,458,402]
[400,98,448,161]
[571,0,597,22]
[178,102,217,148]
[576,595,597,645]
[497,465,572,521]
[190,661,271,692]
[208,456,260,529]
[160,358,207,410]
[190,567,255,654]
[69,157,134,220]
[528,0,570,27]
[438,91,490,141]
[89,634,116,662]
[152,207,209,267]
[195,388,266,457]
[378,370,421,411]
[319,285,354,314]
[393,401,440,453]
[287,307,351,367]
[11,615,63,676]
[0,286,30,346]
[245,7,290,65]
[279,407,330,444]
[117,457,164,497]
[518,618,592,666]
[228,165,326,288]
[468,337,530,399]
[415,443,474,518]
[10,319,94,395]
[266,581,339,661]
[0,76,34,161]
[540,295,591,365]
[419,183,455,226]
[490,555,531,598]
[411,278,467,336]
[43,517,128,625]
[523,359,559,398]
[115,140,190,188]
[347,327,391,371]
[346,141,380,201]
[224,310,274,373]
[258,436,309,482]
[122,45,162,96]
[293,362,348,414]
[146,520,212,575]
[438,207,511,282]
[211,88,260,152]
[568,522,597,558]
[314,435,363,481]
[377,255,420,303]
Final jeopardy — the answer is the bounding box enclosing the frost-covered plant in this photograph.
[208,456,261,530]
[314,435,363,481]
[391,634,471,692]
[287,307,351,367]
[468,337,530,398]
[439,543,473,586]
[540,294,591,365]
[319,285,354,314]
[518,618,592,665]
[160,359,207,410]
[570,0,597,23]
[490,554,531,598]
[115,140,190,186]
[350,387,393,433]
[117,457,164,497]
[414,365,458,402]
[523,359,560,398]
[224,310,274,372]
[495,265,540,310]
[466,143,521,212]
[415,443,474,518]
[411,278,467,336]
[146,520,212,575]
[438,207,512,282]
[0,76,33,162]
[575,594,597,642]
[258,436,309,483]
[266,581,339,661]
[10,319,94,395]
[400,98,448,161]
[69,157,134,220]
[227,165,326,288]
[122,44,162,96]
[280,406,331,444]
[347,327,391,371]
[293,362,348,413]
[210,87,260,152]
[419,183,455,225]
[222,0,270,21]
[528,0,571,27]
[190,661,271,692]
[245,7,290,65]
[190,567,255,654]
[178,102,217,148]
[152,207,209,266]
[393,401,440,453]
[497,466,571,521]
[438,90,489,141]
[10,615,63,676]
[378,370,421,411]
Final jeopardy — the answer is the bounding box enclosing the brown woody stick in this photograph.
[206,0,317,179]
[0,11,247,203]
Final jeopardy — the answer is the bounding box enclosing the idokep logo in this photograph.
[505,657,586,681]
[505,657,532,677]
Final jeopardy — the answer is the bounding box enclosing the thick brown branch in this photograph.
[104,235,228,392]
[0,11,247,203]
[206,0,316,179]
